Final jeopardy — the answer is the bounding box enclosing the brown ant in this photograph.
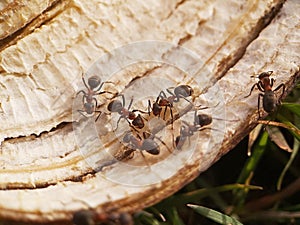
[148,84,194,120]
[77,75,113,121]
[175,110,213,150]
[73,209,133,225]
[107,94,147,131]
[122,131,171,156]
[245,71,285,117]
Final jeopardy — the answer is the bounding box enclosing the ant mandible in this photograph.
[148,84,194,121]
[107,94,148,131]
[77,74,113,121]
[175,110,213,150]
[245,71,285,117]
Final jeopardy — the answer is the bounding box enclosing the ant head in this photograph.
[174,85,193,98]
[88,76,101,89]
[258,71,273,80]
[141,139,160,155]
[84,102,95,114]
[195,114,212,126]
[107,100,123,112]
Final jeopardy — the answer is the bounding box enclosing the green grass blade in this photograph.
[277,138,300,190]
[232,131,268,212]
[236,131,269,183]
[282,103,300,118]
[277,113,300,142]
[167,207,185,225]
[188,204,243,225]
[134,211,161,225]
[157,184,261,209]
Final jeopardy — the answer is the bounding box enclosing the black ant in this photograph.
[73,209,133,225]
[148,85,194,120]
[175,111,213,150]
[107,94,147,131]
[245,71,285,117]
[77,74,113,121]
[122,131,171,156]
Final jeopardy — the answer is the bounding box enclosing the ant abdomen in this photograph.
[141,139,160,155]
[262,90,276,113]
[196,114,212,127]
[87,75,101,89]
[174,85,193,98]
[107,100,123,113]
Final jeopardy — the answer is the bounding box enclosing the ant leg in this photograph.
[245,83,259,98]
[81,76,89,89]
[182,120,190,128]
[92,97,102,122]
[112,116,123,132]
[273,83,286,99]
[257,81,265,92]
[193,110,198,125]
[127,97,134,111]
[97,90,116,96]
[147,100,152,115]
[166,87,175,96]
[94,80,114,92]
[270,78,275,88]
[132,109,149,115]
[154,135,173,153]
[163,106,168,120]
[81,94,86,106]
[139,151,151,167]
[144,131,172,154]
[129,124,140,133]
[76,90,86,97]
[95,81,105,92]
[258,93,264,118]
[169,106,174,123]
[175,133,187,150]
[124,118,140,133]
[158,90,168,99]
[141,114,148,122]
[77,109,88,118]
[179,95,193,104]
[169,107,175,147]
[93,97,98,107]
[95,111,102,122]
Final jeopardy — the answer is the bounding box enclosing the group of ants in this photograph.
[73,70,285,225]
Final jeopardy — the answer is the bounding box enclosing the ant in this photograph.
[77,74,113,121]
[245,71,285,117]
[73,209,133,225]
[107,94,148,131]
[175,110,213,150]
[122,131,171,156]
[148,84,194,120]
